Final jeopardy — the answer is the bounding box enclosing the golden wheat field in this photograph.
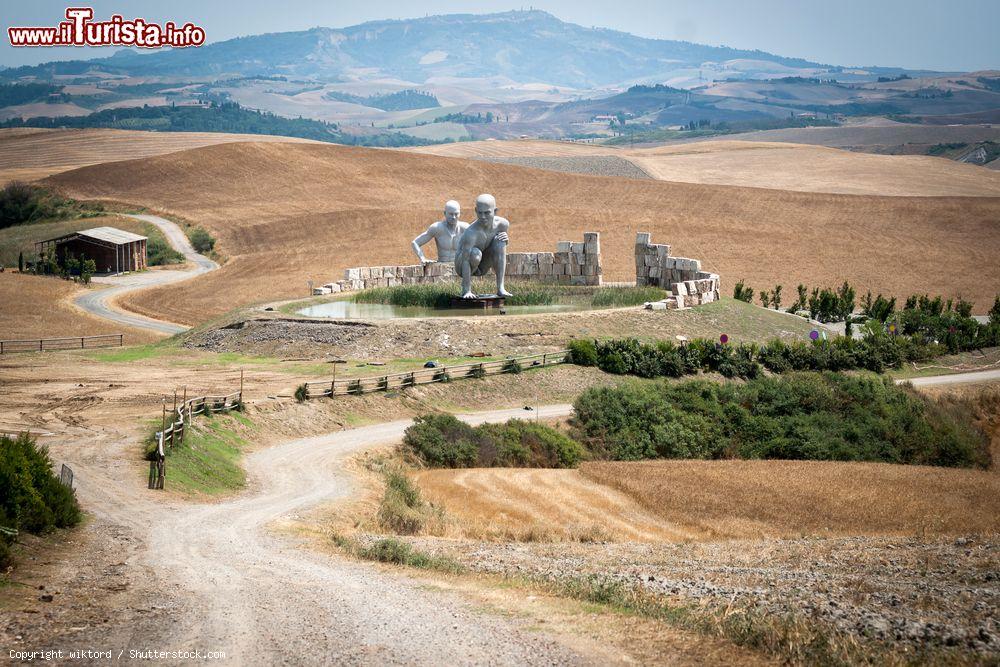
[412,138,1000,197]
[40,140,1000,325]
[413,459,1000,542]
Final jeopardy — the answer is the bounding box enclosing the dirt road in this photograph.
[73,214,217,335]
[901,369,1000,387]
[63,404,585,665]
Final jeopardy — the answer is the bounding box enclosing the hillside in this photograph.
[0,128,319,183]
[2,10,830,89]
[41,141,1000,324]
[411,139,1000,196]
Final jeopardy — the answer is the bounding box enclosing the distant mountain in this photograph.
[3,10,840,88]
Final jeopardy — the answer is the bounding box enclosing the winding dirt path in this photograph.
[68,404,587,664]
[73,213,217,335]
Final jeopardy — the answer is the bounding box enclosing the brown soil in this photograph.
[40,141,1000,326]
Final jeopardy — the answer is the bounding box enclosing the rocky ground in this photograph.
[476,156,653,179]
[185,300,816,360]
[362,533,999,660]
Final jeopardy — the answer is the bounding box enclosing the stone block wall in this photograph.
[506,232,601,286]
[635,232,721,310]
[314,233,602,295]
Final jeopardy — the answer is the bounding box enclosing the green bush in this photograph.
[188,227,216,254]
[294,384,308,402]
[502,358,522,374]
[0,182,56,228]
[570,374,989,468]
[568,339,598,366]
[403,414,480,467]
[402,415,584,468]
[376,469,426,535]
[0,433,82,568]
[146,234,184,266]
[733,279,754,303]
[468,364,486,379]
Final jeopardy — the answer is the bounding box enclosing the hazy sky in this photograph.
[2,0,998,72]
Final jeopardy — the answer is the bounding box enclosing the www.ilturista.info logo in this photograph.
[8,7,206,48]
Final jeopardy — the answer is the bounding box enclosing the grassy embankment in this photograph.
[144,411,254,497]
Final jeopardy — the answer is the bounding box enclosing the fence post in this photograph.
[240,369,244,403]
[118,334,123,347]
[80,337,84,349]
[148,461,155,489]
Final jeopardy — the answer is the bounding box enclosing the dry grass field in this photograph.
[412,459,1000,542]
[0,271,160,343]
[626,141,1000,197]
[0,128,319,184]
[41,141,1000,325]
[414,139,1000,196]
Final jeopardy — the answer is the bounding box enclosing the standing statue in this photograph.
[411,200,469,264]
[455,193,511,299]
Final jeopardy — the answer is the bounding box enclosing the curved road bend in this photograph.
[79,404,583,665]
[74,213,218,335]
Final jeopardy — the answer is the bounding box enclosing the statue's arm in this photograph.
[411,227,435,263]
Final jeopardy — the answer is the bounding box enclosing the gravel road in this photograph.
[74,214,217,335]
[67,404,585,665]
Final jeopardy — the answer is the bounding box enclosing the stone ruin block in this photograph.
[635,232,651,246]
[571,242,585,254]
[556,241,572,253]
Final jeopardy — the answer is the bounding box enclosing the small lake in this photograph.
[296,299,591,319]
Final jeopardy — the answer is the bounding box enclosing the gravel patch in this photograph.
[373,534,1000,658]
[477,156,652,179]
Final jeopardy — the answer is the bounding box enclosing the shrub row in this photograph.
[571,374,989,469]
[0,433,82,568]
[402,414,583,468]
[568,311,1000,380]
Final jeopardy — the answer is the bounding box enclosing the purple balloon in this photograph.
[809,330,819,341]
[720,334,729,344]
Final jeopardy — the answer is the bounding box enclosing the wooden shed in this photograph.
[36,226,147,274]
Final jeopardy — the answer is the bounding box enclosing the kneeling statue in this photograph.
[455,193,510,299]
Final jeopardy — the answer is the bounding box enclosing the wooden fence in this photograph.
[148,387,243,490]
[300,350,571,399]
[0,333,123,354]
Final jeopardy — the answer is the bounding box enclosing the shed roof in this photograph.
[41,226,147,246]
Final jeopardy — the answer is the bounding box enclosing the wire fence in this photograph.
[299,350,571,399]
[0,334,123,354]
[148,387,243,490]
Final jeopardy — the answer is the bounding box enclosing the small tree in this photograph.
[81,258,95,285]
[989,295,1000,326]
[733,280,754,303]
[759,291,771,309]
[188,227,215,253]
[772,285,782,311]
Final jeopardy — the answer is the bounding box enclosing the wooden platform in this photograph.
[449,295,506,310]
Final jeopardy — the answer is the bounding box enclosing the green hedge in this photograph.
[402,414,583,468]
[0,433,82,568]
[571,374,989,468]
[569,303,1000,380]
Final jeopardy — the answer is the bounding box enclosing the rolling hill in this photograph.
[41,141,1000,324]
[410,139,1000,196]
[3,10,833,89]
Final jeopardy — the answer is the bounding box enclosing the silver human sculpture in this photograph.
[455,193,511,299]
[411,200,469,264]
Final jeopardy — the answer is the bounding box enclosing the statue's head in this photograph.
[475,193,497,224]
[443,200,460,226]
